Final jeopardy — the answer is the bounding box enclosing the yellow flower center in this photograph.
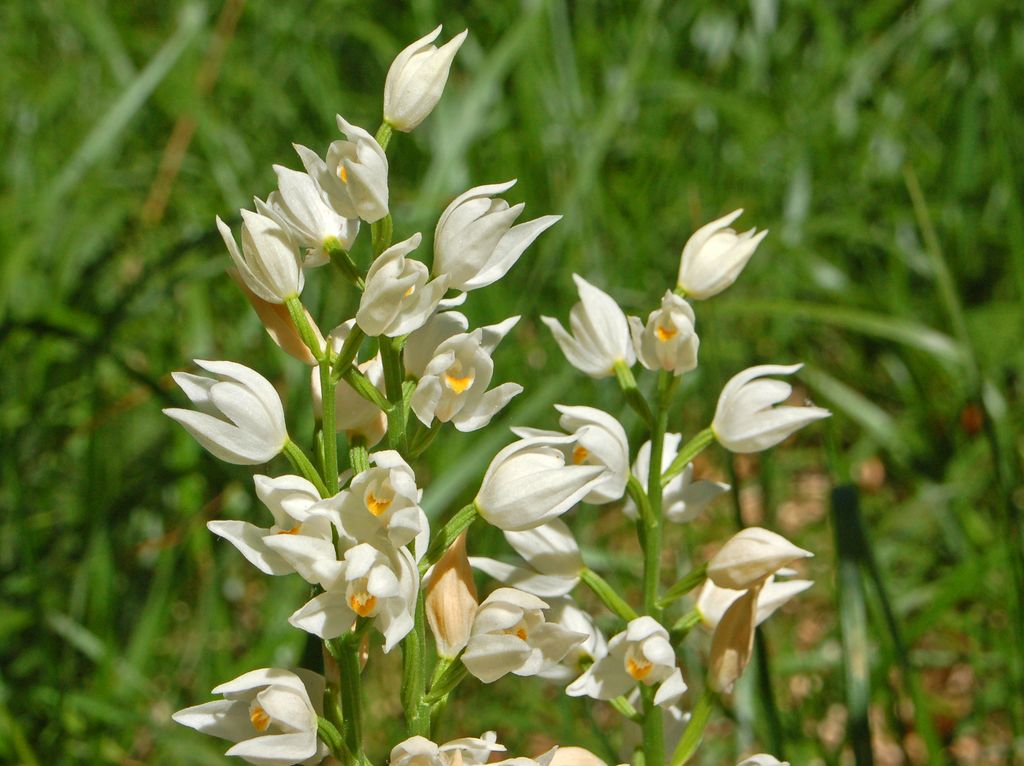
[504,621,529,641]
[277,526,301,535]
[364,490,392,517]
[445,372,474,394]
[404,284,416,298]
[250,705,271,732]
[338,164,349,183]
[572,446,589,464]
[348,591,378,617]
[655,324,678,342]
[625,647,654,680]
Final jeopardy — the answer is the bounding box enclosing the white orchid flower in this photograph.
[707,527,813,590]
[384,26,468,132]
[493,751,559,766]
[164,360,288,465]
[541,274,635,378]
[411,316,523,432]
[676,209,767,299]
[404,309,470,378]
[712,363,831,453]
[357,233,449,337]
[474,438,606,531]
[512,405,629,505]
[629,291,699,374]
[172,668,328,766]
[567,616,686,708]
[470,518,583,598]
[293,117,388,224]
[461,587,587,683]
[335,450,428,555]
[622,433,730,524]
[390,732,506,766]
[433,180,560,292]
[270,539,417,652]
[697,574,813,630]
[534,597,607,684]
[257,164,359,267]
[207,474,336,576]
[548,748,610,766]
[217,211,303,303]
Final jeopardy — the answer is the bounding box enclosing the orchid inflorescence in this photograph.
[167,25,829,766]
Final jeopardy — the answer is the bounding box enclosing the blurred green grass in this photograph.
[1,0,1022,763]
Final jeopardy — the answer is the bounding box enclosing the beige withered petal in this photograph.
[548,747,609,766]
[426,531,478,658]
[230,270,323,365]
[708,584,760,693]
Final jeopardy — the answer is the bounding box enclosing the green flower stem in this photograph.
[661,427,715,487]
[379,335,408,455]
[325,238,365,290]
[349,437,370,474]
[669,608,703,644]
[283,440,329,497]
[613,359,654,427]
[401,591,431,737]
[419,503,479,577]
[375,122,393,151]
[319,358,339,494]
[331,325,367,383]
[336,635,365,759]
[285,296,325,362]
[640,685,664,766]
[371,215,394,257]
[409,420,442,459]
[425,657,468,704]
[669,688,714,766]
[316,716,348,763]
[610,695,643,723]
[626,475,654,527]
[579,567,638,622]
[657,564,708,609]
[341,366,391,411]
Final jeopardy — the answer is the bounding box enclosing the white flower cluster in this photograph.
[166,23,824,766]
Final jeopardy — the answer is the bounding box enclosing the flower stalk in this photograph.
[661,427,715,486]
[283,439,329,497]
[579,567,638,622]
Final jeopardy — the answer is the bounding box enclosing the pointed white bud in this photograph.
[712,364,831,453]
[217,212,303,303]
[164,360,288,465]
[707,527,813,590]
[541,274,634,378]
[629,291,699,374]
[434,180,561,291]
[384,26,468,132]
[677,209,767,299]
[357,233,449,337]
[475,439,607,531]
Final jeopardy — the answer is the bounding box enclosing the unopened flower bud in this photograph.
[426,532,478,658]
[712,364,831,453]
[384,26,468,132]
[217,211,303,304]
[677,209,767,299]
[707,527,812,590]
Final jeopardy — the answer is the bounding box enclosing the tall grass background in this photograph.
[1,1,1021,763]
